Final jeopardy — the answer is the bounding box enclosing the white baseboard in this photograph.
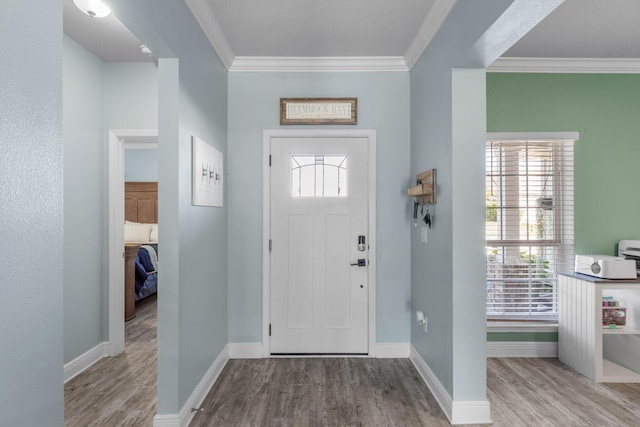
[229,342,263,359]
[409,345,454,422]
[233,342,409,358]
[375,342,410,358]
[409,345,492,425]
[487,341,558,358]
[451,400,492,425]
[64,341,109,383]
[153,344,230,427]
[151,415,180,426]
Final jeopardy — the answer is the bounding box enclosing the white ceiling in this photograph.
[62,0,153,62]
[203,0,435,58]
[63,0,640,70]
[504,0,640,58]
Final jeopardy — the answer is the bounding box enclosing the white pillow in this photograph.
[149,224,158,243]
[124,223,151,243]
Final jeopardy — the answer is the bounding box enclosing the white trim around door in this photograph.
[108,129,158,356]
[262,129,377,357]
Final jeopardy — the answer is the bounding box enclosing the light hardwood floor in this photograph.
[64,295,157,427]
[487,357,640,427]
[191,358,451,427]
[64,299,640,426]
[193,357,640,427]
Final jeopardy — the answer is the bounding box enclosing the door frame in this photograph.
[262,129,377,357]
[107,129,158,356]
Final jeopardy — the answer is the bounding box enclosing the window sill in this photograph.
[487,321,558,333]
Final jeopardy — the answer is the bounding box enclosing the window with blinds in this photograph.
[486,136,575,320]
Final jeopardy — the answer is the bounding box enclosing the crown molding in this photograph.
[489,57,640,74]
[186,0,454,72]
[185,0,235,70]
[229,56,408,72]
[404,0,457,69]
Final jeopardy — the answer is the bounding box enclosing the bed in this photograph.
[132,243,158,300]
[124,182,159,320]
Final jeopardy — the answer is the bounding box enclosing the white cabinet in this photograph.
[559,273,640,383]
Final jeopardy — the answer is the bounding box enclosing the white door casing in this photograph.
[262,129,376,356]
[108,129,158,356]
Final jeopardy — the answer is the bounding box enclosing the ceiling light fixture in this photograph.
[140,44,153,57]
[73,0,111,18]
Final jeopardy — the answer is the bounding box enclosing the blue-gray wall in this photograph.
[102,63,158,339]
[0,1,64,425]
[227,72,411,344]
[104,62,158,129]
[112,0,229,413]
[0,1,571,422]
[63,36,158,364]
[63,36,105,364]
[125,149,159,182]
[409,0,560,402]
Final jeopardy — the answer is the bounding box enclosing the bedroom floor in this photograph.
[64,295,157,427]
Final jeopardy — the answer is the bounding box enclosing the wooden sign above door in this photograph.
[280,98,357,125]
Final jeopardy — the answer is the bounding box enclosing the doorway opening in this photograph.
[108,129,158,355]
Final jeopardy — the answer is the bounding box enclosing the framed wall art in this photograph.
[280,97,357,125]
[192,136,223,207]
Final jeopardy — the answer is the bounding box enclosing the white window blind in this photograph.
[486,136,575,320]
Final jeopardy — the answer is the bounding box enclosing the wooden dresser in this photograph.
[124,244,141,321]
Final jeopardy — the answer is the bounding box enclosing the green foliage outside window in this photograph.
[486,194,497,222]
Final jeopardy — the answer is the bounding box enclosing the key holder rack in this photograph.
[407,169,436,205]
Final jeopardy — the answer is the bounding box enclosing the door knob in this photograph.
[351,259,366,267]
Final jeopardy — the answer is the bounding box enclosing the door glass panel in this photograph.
[291,155,347,197]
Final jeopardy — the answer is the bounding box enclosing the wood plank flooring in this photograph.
[190,358,451,427]
[193,357,640,427]
[487,357,640,427]
[64,295,157,427]
[64,299,640,426]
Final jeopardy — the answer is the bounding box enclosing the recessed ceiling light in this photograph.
[73,0,111,18]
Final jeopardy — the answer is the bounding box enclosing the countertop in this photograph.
[559,271,640,284]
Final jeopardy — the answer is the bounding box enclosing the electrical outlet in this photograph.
[416,311,428,333]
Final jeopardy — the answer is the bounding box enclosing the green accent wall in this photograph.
[487,332,558,342]
[486,73,640,344]
[487,73,640,256]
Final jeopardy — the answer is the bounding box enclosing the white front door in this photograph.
[269,136,369,354]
